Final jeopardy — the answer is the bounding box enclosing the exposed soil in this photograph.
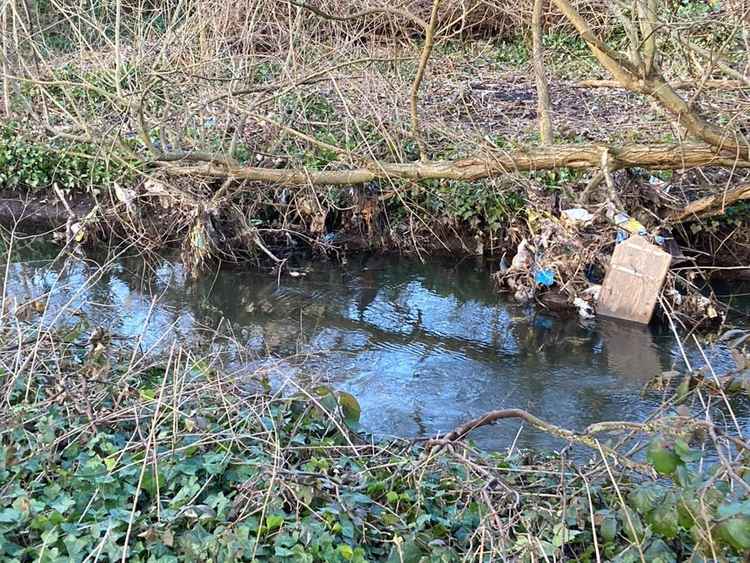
[0,190,95,232]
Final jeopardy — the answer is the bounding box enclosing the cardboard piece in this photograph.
[597,236,671,324]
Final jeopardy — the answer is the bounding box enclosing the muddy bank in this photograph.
[0,189,95,232]
[0,187,486,256]
[2,186,748,276]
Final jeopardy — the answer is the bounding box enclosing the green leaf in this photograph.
[629,485,664,515]
[600,514,618,543]
[717,500,750,519]
[314,387,338,415]
[0,509,23,523]
[715,515,750,551]
[619,507,646,543]
[647,437,682,475]
[41,526,59,546]
[338,544,354,560]
[552,522,580,547]
[338,392,361,425]
[677,496,699,529]
[648,496,679,540]
[386,538,423,563]
[139,388,156,401]
[141,467,166,496]
[64,534,90,562]
[48,495,75,514]
[643,538,677,563]
[674,439,700,462]
[266,514,284,531]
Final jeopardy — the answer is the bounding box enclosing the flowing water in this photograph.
[3,245,748,454]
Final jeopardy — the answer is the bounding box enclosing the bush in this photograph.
[0,126,131,193]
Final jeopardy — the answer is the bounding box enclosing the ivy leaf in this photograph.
[674,439,700,463]
[600,513,618,543]
[643,538,677,563]
[552,522,581,547]
[338,392,361,427]
[646,437,682,476]
[48,495,75,514]
[141,468,166,496]
[618,507,646,544]
[715,516,750,551]
[0,508,22,523]
[265,514,284,531]
[647,495,679,540]
[386,537,423,563]
[629,485,664,515]
[718,501,750,519]
[338,544,354,560]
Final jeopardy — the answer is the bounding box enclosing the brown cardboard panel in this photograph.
[598,236,671,324]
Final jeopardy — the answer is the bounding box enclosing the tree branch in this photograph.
[285,0,428,29]
[159,142,750,186]
[424,408,653,474]
[410,0,441,160]
[668,183,750,223]
[532,0,553,145]
[550,0,750,159]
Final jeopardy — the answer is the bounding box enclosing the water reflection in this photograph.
[2,250,744,452]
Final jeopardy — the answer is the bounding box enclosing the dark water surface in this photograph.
[3,247,747,453]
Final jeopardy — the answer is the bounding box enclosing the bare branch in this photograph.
[410,0,441,160]
[532,0,553,145]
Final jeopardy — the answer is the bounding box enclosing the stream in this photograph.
[3,245,748,454]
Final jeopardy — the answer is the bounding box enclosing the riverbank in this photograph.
[1,291,749,560]
[3,176,749,334]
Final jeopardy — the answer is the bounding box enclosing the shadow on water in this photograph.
[3,248,748,453]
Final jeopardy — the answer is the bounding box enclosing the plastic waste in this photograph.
[509,238,532,271]
[573,297,594,319]
[534,268,555,287]
[583,284,601,301]
[561,208,594,225]
[614,212,647,236]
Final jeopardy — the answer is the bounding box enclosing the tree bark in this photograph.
[160,143,750,186]
[575,79,750,90]
[669,183,750,222]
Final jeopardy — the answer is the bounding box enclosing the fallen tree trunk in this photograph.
[575,79,750,90]
[669,183,750,223]
[160,143,750,186]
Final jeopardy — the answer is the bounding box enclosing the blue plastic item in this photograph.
[534,268,555,287]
